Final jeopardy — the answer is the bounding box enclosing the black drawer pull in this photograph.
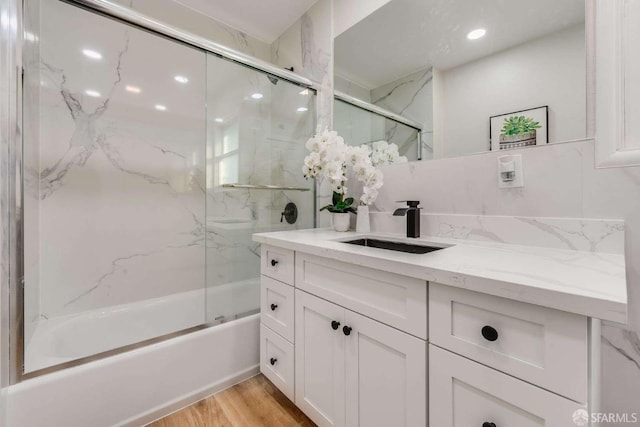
[270,357,277,366]
[331,320,340,330]
[482,423,496,427]
[481,326,499,342]
[343,326,352,336]
[270,303,278,311]
[270,259,278,267]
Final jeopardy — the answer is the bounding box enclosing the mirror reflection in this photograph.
[334,0,586,160]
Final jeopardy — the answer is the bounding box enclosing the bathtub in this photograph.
[8,279,261,426]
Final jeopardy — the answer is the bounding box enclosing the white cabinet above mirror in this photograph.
[334,0,587,161]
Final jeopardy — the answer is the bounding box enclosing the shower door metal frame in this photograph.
[7,0,319,383]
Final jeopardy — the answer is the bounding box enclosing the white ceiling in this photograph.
[335,0,585,89]
[173,0,320,43]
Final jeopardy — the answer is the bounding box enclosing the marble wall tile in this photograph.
[601,324,640,420]
[370,67,433,130]
[29,0,207,319]
[204,55,316,295]
[370,212,624,254]
[374,139,586,217]
[268,0,334,227]
[111,0,271,61]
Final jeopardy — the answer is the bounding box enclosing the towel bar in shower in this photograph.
[221,183,311,191]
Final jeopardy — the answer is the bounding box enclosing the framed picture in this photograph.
[490,106,548,151]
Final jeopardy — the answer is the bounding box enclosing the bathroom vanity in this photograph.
[253,228,627,427]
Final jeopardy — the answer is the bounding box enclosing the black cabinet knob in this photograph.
[270,303,278,311]
[343,326,352,336]
[270,259,278,267]
[482,423,496,427]
[331,320,341,330]
[481,326,499,342]
[270,357,277,366]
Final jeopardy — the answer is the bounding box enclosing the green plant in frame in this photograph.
[319,191,357,214]
[500,115,541,136]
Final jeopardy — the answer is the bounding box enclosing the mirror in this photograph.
[334,0,586,160]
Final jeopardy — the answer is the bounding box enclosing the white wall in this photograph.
[333,0,392,37]
[437,24,586,158]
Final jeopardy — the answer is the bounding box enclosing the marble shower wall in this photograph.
[111,0,272,61]
[371,138,640,419]
[271,0,333,130]
[370,68,433,159]
[26,0,207,321]
[335,67,433,160]
[204,52,316,301]
[270,0,334,227]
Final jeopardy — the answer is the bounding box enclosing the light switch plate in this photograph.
[498,154,524,188]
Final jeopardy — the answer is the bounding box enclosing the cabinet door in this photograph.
[345,310,427,427]
[295,290,346,427]
[430,345,585,427]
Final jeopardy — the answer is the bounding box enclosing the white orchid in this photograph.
[303,130,406,209]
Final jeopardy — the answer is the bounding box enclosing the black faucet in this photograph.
[393,201,421,238]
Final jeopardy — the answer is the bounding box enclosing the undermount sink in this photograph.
[342,238,446,254]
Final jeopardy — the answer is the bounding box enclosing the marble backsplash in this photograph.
[370,212,625,255]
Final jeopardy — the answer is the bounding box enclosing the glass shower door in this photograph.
[22,0,207,374]
[205,54,316,324]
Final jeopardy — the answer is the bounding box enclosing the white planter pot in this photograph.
[356,205,371,233]
[331,212,351,232]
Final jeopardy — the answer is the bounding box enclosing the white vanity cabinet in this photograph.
[429,345,584,427]
[259,244,427,427]
[295,290,427,427]
[429,283,590,426]
[258,241,597,427]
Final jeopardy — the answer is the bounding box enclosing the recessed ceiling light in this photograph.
[296,107,308,112]
[467,28,486,40]
[155,104,167,111]
[299,89,309,95]
[82,49,102,60]
[125,85,141,94]
[174,75,189,84]
[85,89,101,97]
[251,93,264,99]
[214,118,224,123]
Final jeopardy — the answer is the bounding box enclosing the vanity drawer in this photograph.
[261,245,294,285]
[260,323,295,401]
[429,283,588,403]
[295,252,427,339]
[429,345,585,427]
[261,275,295,343]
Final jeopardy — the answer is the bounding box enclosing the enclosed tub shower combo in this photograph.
[2,0,317,424]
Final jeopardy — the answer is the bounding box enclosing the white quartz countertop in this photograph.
[253,228,628,323]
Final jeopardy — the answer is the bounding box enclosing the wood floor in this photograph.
[148,374,315,427]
